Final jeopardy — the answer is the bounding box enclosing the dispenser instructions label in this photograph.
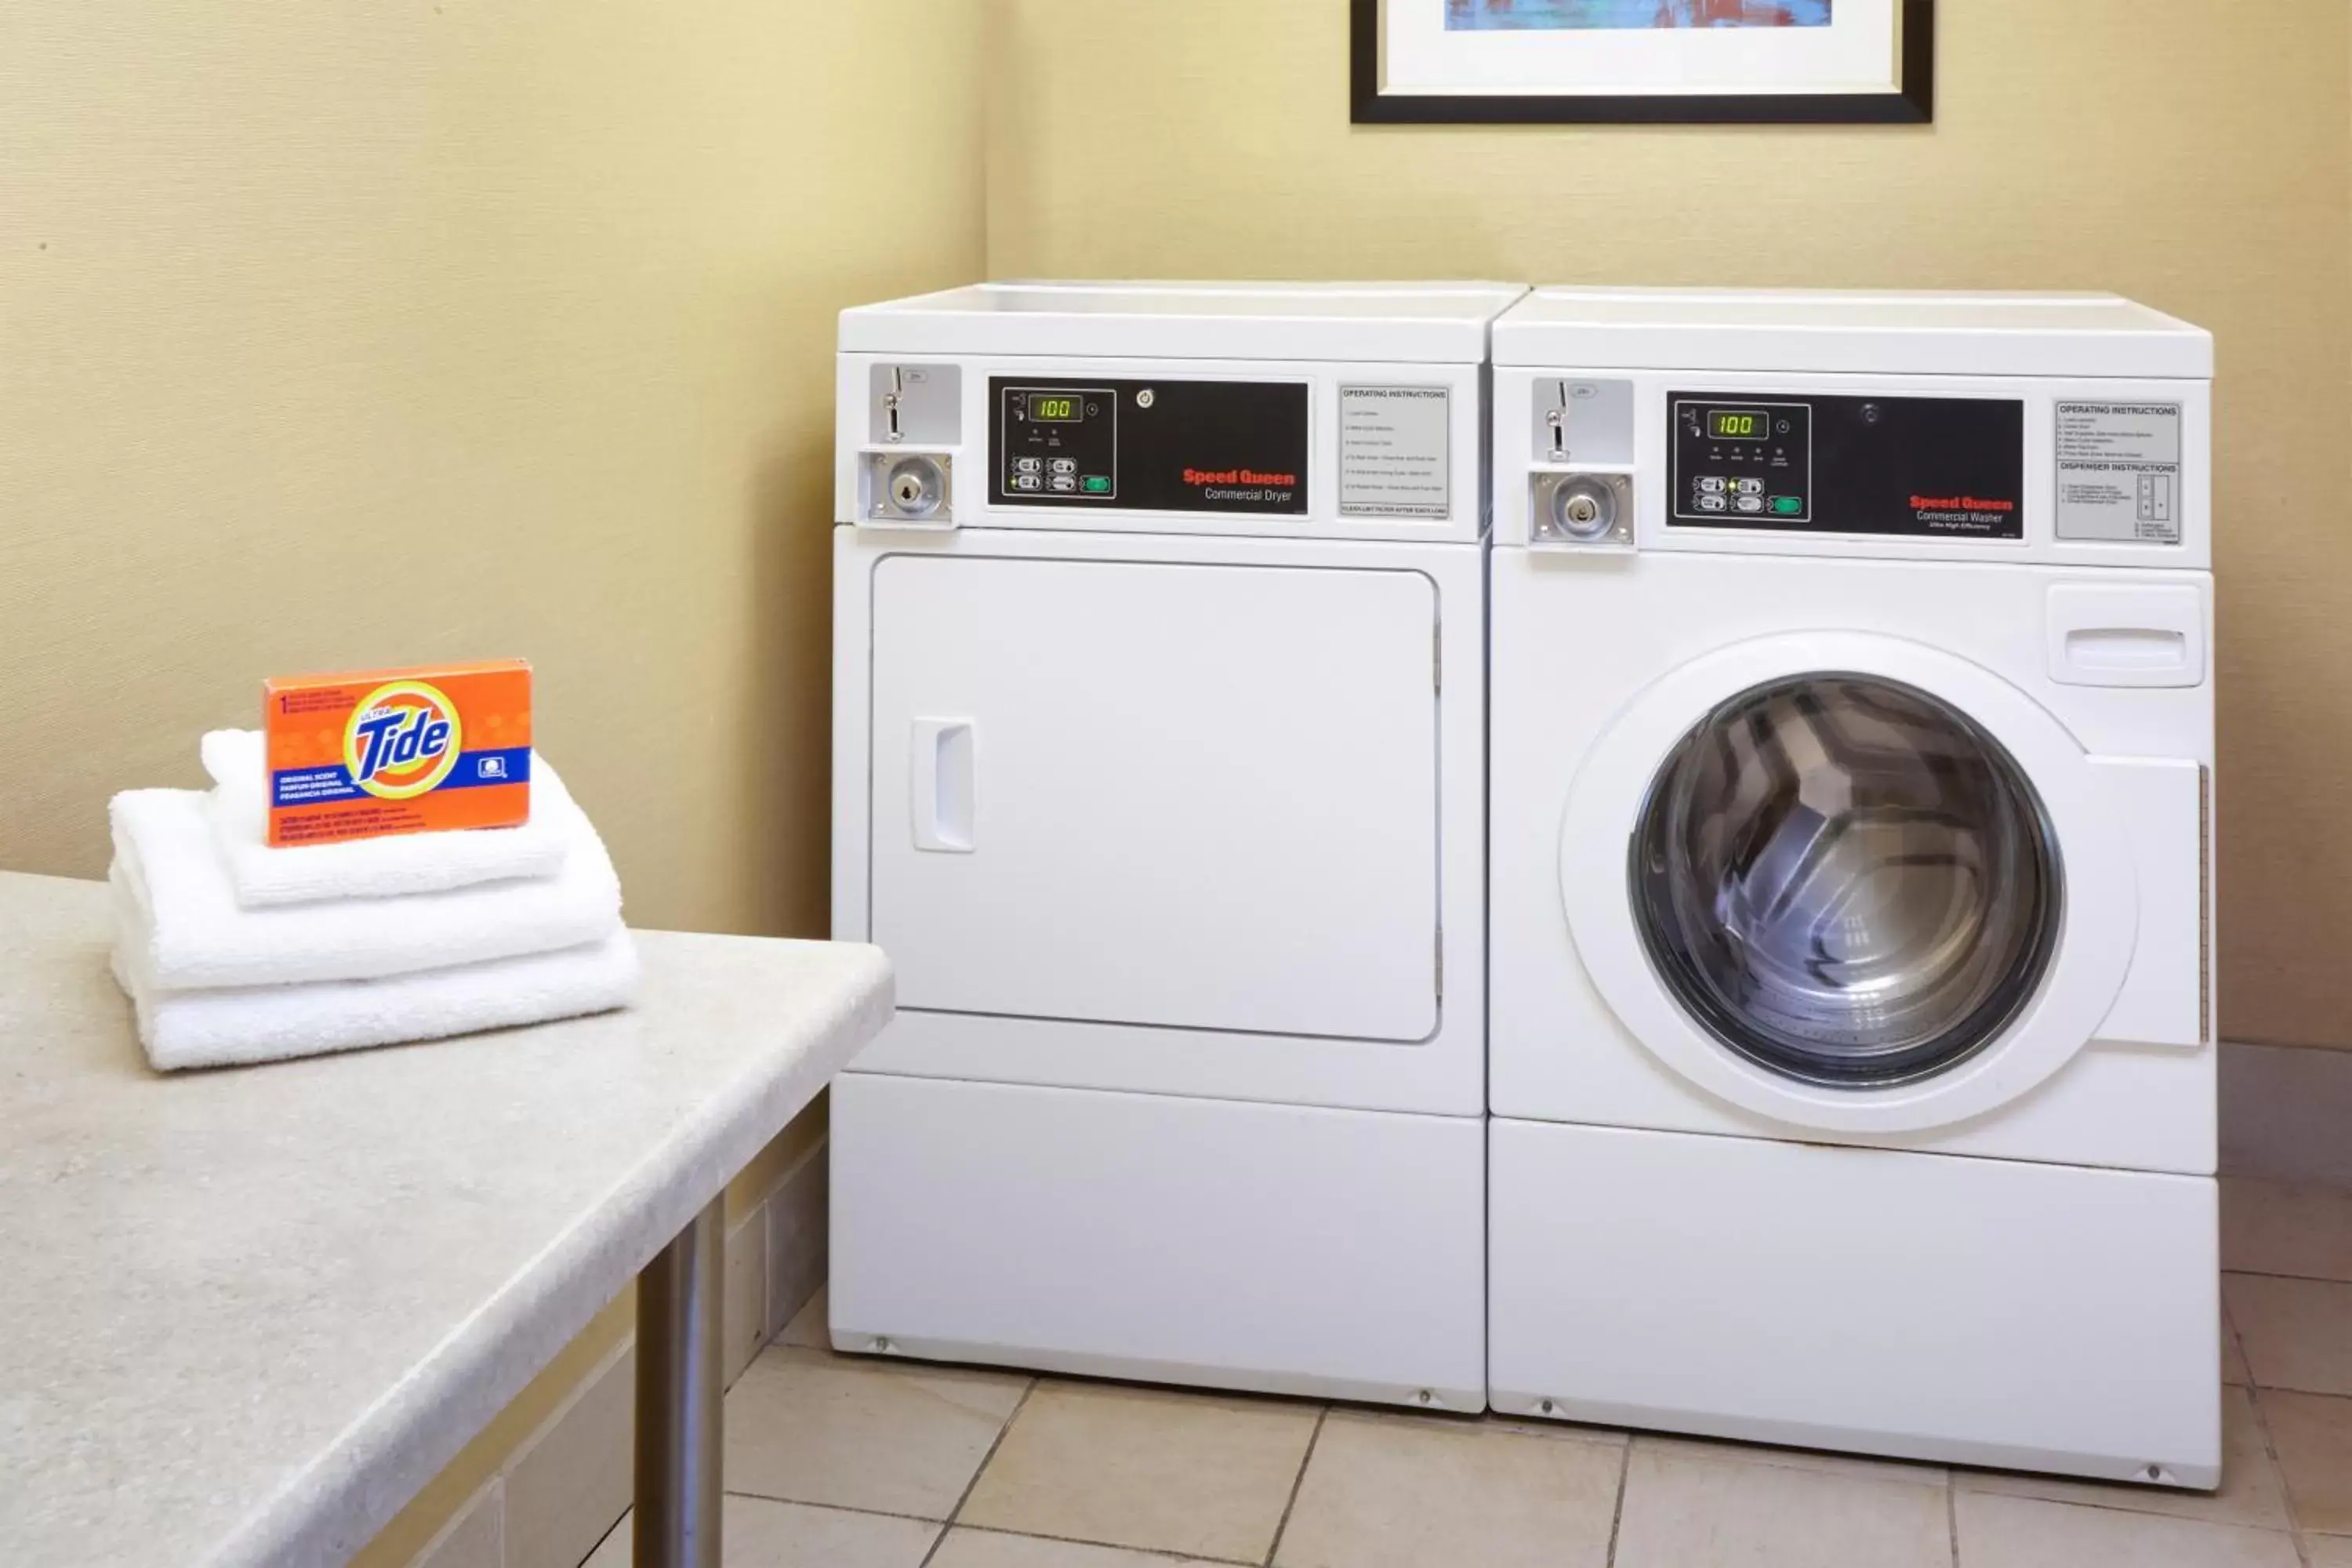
[1339,386,1450,519]
[2056,402,2183,544]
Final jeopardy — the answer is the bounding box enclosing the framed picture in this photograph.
[1351,0,1933,125]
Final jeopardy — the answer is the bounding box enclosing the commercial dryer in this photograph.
[829,281,1521,1408]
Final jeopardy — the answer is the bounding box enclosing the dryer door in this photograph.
[869,553,1440,1042]
[1560,630,2138,1134]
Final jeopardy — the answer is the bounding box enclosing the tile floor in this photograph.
[588,1175,2352,1568]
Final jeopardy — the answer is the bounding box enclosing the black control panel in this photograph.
[1669,392,2026,539]
[991,377,1308,515]
[1671,398,1813,524]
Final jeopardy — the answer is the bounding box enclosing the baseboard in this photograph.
[2220,1040,2352,1189]
[763,1134,829,1348]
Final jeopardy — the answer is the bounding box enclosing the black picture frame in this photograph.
[1350,0,1934,125]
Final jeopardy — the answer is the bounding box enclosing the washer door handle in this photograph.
[911,718,975,853]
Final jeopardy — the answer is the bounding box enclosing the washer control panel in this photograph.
[1668,391,2026,540]
[991,377,1308,515]
[1671,399,1813,524]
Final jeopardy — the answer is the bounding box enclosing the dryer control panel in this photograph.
[1669,392,2024,540]
[991,377,1308,516]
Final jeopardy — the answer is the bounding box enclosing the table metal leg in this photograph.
[634,1195,724,1568]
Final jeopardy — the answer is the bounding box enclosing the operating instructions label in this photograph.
[1340,385,1450,519]
[2056,401,2183,544]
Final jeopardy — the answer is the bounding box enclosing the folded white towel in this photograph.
[111,786,623,991]
[109,870,640,1071]
[200,728,571,907]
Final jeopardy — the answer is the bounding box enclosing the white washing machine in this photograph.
[1486,289,2220,1485]
[829,281,1522,1409]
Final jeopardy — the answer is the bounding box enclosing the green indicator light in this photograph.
[1081,475,1111,494]
[1769,495,1804,515]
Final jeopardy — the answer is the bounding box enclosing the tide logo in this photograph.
[343,681,463,799]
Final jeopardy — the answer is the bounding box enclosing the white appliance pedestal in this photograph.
[1488,1118,2220,1487]
[831,1071,1487,1410]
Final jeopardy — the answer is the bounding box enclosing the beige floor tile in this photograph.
[1639,1430,1950,1487]
[1956,1385,2289,1532]
[2222,1178,2352,1283]
[724,1348,1029,1519]
[782,1283,829,1348]
[2224,1273,2352,1395]
[1951,1491,2298,1567]
[1475,1409,1631,1447]
[1613,1437,1951,1568]
[2307,1534,2352,1567]
[583,1497,939,1567]
[958,1381,1319,1563]
[2259,1388,2352,1535]
[929,1527,1227,1566]
[1270,1409,1621,1568]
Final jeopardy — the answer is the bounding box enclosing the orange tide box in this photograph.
[264,661,532,848]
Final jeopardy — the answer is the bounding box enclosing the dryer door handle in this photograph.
[911,718,976,853]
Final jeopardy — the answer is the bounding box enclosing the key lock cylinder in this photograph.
[1529,378,1635,551]
[864,362,962,528]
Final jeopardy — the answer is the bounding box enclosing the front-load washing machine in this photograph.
[1487,288,2219,1484]
[829,281,1523,1409]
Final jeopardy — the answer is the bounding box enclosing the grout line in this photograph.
[1261,1404,1330,1567]
[948,1519,1264,1566]
[2223,1266,2352,1287]
[2240,1370,2317,1568]
[719,1486,951,1527]
[1603,1434,1635,1567]
[1947,1464,1962,1567]
[714,1496,1261,1568]
[717,1495,1265,1568]
[916,1377,1038,1568]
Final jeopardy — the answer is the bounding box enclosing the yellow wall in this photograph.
[1,0,983,939]
[0,3,982,1563]
[987,0,2352,1053]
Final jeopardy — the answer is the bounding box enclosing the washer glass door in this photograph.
[1632,673,2063,1088]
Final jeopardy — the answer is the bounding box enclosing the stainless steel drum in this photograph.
[1632,673,2063,1088]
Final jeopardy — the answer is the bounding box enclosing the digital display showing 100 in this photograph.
[1708,408,1770,441]
[1027,394,1083,423]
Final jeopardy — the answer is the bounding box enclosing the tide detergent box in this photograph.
[263,661,532,847]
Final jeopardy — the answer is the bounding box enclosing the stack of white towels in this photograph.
[108,730,637,1072]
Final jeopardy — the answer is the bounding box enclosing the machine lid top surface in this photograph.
[1495,286,2212,379]
[840,280,1529,363]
